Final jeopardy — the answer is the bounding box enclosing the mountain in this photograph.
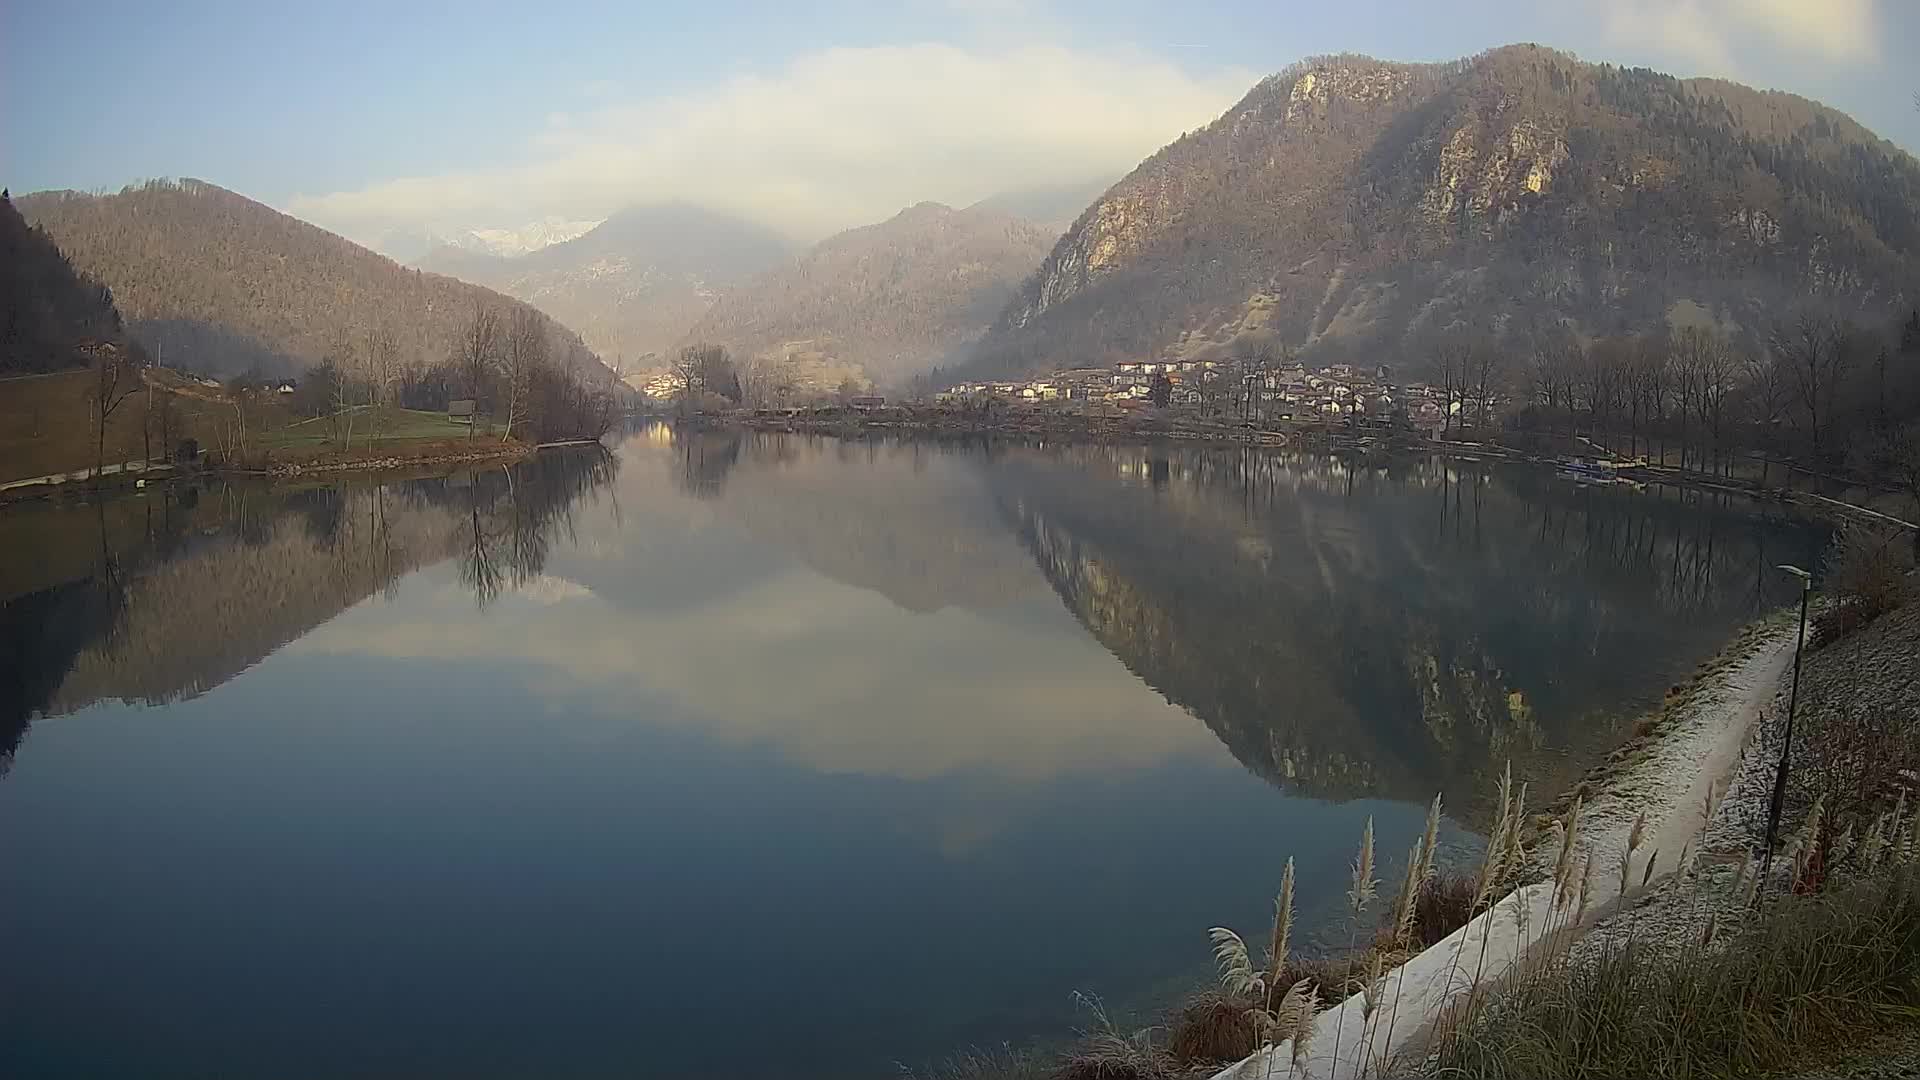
[0,189,125,374]
[417,203,788,369]
[455,217,602,257]
[968,45,1920,379]
[685,202,1056,388]
[17,179,611,381]
[968,178,1114,234]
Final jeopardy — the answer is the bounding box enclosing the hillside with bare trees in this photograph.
[17,180,613,384]
[686,202,1056,388]
[0,190,125,375]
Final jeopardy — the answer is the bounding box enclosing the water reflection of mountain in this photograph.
[0,449,616,770]
[655,428,1040,613]
[990,445,1827,807]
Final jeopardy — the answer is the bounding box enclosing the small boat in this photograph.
[1558,457,1622,484]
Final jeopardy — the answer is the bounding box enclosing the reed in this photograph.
[1418,794,1444,883]
[1274,979,1320,1077]
[1552,797,1583,908]
[1331,817,1378,1074]
[1575,845,1595,922]
[1267,857,1295,1001]
[1429,867,1920,1080]
[1390,843,1422,949]
[1208,927,1262,999]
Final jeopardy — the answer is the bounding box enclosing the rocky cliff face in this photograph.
[968,45,1920,377]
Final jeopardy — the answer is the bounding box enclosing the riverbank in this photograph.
[1404,587,1920,1080]
[253,437,535,477]
[1200,611,1806,1080]
[904,606,1819,1080]
[698,408,1919,534]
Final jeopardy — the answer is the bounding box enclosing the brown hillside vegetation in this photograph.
[18,180,611,382]
[968,44,1920,379]
[686,202,1056,387]
[0,191,123,375]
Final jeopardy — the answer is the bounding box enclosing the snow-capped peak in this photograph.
[433,217,604,257]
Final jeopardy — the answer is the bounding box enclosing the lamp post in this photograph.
[1757,563,1813,896]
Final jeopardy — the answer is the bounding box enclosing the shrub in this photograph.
[1811,525,1913,648]
[1793,703,1920,828]
[1402,869,1483,949]
[1166,991,1258,1066]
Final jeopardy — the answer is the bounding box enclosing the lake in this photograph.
[0,426,1827,1078]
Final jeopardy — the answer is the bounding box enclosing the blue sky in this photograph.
[6,0,1916,247]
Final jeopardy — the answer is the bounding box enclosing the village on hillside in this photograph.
[937,357,1460,435]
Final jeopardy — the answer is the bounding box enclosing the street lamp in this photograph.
[1757,563,1814,897]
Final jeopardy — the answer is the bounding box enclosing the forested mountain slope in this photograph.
[967,44,1920,378]
[418,203,788,369]
[18,180,608,380]
[0,190,124,374]
[685,202,1055,388]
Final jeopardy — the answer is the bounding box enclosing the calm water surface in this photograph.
[0,427,1826,1078]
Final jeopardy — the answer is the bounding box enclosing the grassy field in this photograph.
[0,369,237,485]
[1,369,513,485]
[260,406,505,449]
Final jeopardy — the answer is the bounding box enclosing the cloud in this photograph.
[1596,0,1881,78]
[293,566,1224,783]
[287,42,1254,247]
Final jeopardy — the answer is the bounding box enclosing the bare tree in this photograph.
[1693,332,1738,477]
[500,307,545,442]
[1578,339,1629,454]
[1772,312,1853,463]
[1432,338,1473,437]
[1671,328,1709,470]
[673,344,719,415]
[1465,341,1502,432]
[1743,348,1790,485]
[739,351,796,409]
[455,301,501,428]
[365,323,400,447]
[82,341,140,480]
[148,383,177,464]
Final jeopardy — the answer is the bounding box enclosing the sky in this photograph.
[5,0,1917,251]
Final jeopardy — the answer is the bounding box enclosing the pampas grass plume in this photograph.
[1268,857,1295,988]
[1418,793,1443,883]
[1350,817,1378,913]
[1209,927,1260,998]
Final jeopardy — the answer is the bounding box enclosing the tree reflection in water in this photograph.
[0,445,618,769]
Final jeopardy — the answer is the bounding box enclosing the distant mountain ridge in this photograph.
[417,203,789,368]
[457,217,603,257]
[685,201,1056,388]
[967,45,1920,379]
[967,178,1115,233]
[18,179,611,381]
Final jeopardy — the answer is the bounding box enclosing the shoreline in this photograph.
[0,439,562,505]
[1214,611,1803,1080]
[702,411,1913,531]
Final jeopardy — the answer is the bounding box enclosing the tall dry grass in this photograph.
[1429,865,1920,1080]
